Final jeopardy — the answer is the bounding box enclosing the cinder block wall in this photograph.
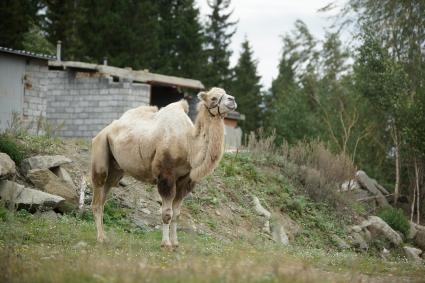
[23,60,49,132]
[44,70,150,138]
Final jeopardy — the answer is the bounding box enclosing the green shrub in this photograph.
[0,134,27,164]
[378,207,410,237]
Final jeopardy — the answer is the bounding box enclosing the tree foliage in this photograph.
[230,39,262,134]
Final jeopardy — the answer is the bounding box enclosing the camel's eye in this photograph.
[211,97,218,102]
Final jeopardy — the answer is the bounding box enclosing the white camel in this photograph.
[90,87,237,248]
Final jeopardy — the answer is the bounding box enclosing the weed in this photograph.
[0,134,27,164]
[378,207,410,237]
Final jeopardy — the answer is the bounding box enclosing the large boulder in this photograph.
[0,180,65,212]
[350,232,369,251]
[403,246,422,262]
[414,227,425,251]
[50,166,76,190]
[21,155,71,176]
[361,216,403,246]
[27,168,78,211]
[0,153,16,179]
[355,171,390,207]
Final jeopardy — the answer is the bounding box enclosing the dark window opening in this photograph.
[112,76,120,82]
[150,85,184,109]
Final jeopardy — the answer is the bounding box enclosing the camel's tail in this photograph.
[91,128,111,188]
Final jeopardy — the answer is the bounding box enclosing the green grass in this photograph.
[0,209,424,283]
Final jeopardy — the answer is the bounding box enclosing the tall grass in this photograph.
[246,130,357,217]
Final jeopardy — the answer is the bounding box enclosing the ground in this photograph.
[1,138,425,283]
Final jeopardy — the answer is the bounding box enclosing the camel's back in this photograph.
[104,100,193,181]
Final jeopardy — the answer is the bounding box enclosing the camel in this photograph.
[90,87,237,248]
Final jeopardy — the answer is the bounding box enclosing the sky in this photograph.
[196,0,342,89]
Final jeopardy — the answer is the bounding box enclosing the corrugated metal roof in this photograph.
[0,46,56,60]
[48,60,204,90]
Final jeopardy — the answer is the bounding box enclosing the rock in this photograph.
[351,225,362,233]
[0,180,65,212]
[414,229,425,250]
[39,210,59,220]
[332,235,350,250]
[271,223,289,245]
[140,208,151,215]
[252,196,271,218]
[355,171,390,207]
[407,221,418,240]
[73,241,88,249]
[50,166,75,190]
[119,177,132,187]
[350,232,368,251]
[0,153,16,179]
[403,246,422,262]
[363,216,403,246]
[270,215,289,245]
[21,155,71,176]
[341,180,360,192]
[27,169,78,202]
[381,248,390,260]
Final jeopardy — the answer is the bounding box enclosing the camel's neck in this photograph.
[188,103,225,182]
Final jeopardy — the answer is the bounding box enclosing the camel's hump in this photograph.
[179,99,189,113]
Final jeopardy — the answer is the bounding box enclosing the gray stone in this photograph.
[50,166,75,190]
[40,210,59,220]
[407,221,418,240]
[332,235,350,250]
[27,169,78,212]
[351,225,362,233]
[0,153,16,179]
[351,232,368,251]
[403,246,422,262]
[355,171,390,207]
[21,155,71,175]
[0,180,65,212]
[141,208,151,215]
[362,216,403,246]
[73,241,88,249]
[414,229,425,251]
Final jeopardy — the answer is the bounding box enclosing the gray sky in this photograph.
[196,0,340,89]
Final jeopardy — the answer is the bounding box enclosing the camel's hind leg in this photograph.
[170,175,196,247]
[91,131,123,242]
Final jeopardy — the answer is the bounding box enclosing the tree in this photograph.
[0,0,41,49]
[264,20,321,144]
[203,0,237,89]
[230,38,262,134]
[78,0,160,69]
[44,0,86,60]
[155,0,206,79]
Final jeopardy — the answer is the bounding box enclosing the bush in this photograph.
[0,134,27,164]
[378,207,410,237]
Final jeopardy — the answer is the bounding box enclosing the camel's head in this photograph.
[197,87,237,117]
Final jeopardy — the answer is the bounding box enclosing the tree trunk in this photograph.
[393,126,400,205]
[414,159,420,224]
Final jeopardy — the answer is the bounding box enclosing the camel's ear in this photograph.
[197,91,207,101]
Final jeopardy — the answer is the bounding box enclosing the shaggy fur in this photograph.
[90,87,237,247]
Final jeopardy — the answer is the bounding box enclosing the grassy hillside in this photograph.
[0,135,425,282]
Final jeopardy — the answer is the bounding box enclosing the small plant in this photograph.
[0,134,27,164]
[0,205,8,221]
[378,207,410,237]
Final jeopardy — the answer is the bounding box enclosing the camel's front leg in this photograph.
[170,198,183,248]
[157,173,176,249]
